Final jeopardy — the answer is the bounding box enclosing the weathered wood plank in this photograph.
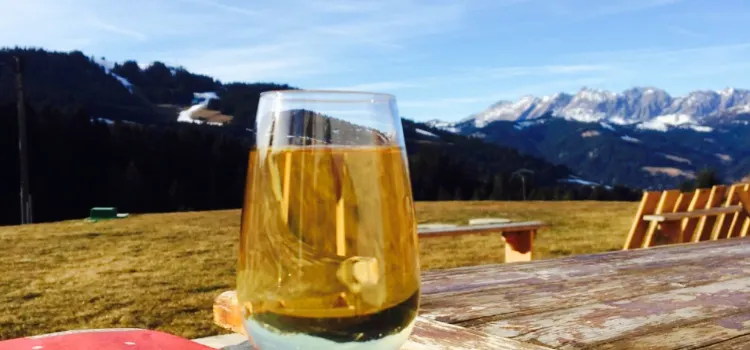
[424,235,745,279]
[405,317,552,350]
[594,311,750,350]
[474,276,750,349]
[643,206,742,222]
[212,291,550,350]
[624,191,662,249]
[420,238,750,296]
[419,243,750,325]
[418,221,545,238]
[217,238,750,349]
[698,333,750,349]
[418,222,544,263]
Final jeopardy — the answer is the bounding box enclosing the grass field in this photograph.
[0,201,637,340]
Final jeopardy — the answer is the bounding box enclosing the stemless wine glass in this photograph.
[237,90,420,349]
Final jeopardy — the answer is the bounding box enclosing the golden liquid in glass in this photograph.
[238,146,419,348]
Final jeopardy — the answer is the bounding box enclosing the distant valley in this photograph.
[429,87,750,189]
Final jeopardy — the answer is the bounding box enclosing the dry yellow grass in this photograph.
[0,201,637,340]
[416,201,637,269]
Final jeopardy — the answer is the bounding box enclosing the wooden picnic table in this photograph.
[419,236,750,349]
[214,237,750,349]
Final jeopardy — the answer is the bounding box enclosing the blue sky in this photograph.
[2,0,750,122]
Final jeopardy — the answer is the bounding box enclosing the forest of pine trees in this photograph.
[0,102,642,226]
[0,48,644,226]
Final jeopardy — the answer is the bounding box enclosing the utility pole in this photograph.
[14,55,31,224]
[512,169,534,201]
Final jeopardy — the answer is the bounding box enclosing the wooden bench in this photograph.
[624,183,750,249]
[419,221,545,263]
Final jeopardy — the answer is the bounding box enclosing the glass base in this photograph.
[243,317,415,350]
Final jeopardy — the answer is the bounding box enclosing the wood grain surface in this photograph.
[216,237,750,349]
[421,237,750,349]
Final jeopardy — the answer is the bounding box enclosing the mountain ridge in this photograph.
[437,113,750,189]
[436,86,750,132]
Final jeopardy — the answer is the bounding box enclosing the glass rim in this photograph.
[260,89,396,101]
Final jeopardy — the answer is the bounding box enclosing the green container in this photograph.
[89,207,119,220]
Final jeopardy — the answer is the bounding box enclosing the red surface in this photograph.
[0,329,215,350]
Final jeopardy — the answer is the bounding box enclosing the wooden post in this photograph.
[502,230,534,263]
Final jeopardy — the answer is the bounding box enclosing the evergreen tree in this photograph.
[695,169,722,189]
[490,174,504,200]
[122,161,144,211]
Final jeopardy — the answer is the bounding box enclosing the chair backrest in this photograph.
[623,183,750,250]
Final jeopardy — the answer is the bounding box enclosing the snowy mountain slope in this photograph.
[93,57,134,93]
[435,113,750,190]
[177,92,227,125]
[431,87,750,132]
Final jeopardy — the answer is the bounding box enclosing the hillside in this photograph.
[0,48,295,127]
[0,49,165,123]
[0,47,640,226]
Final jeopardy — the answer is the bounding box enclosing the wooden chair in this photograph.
[623,183,750,250]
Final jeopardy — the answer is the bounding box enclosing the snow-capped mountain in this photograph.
[441,87,750,133]
[424,86,750,189]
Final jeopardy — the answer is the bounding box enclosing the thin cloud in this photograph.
[665,25,706,39]
[178,0,258,16]
[155,0,467,81]
[566,42,750,63]
[89,17,147,41]
[400,96,492,108]
[323,64,611,95]
[476,64,612,79]
[593,0,682,16]
[312,0,389,14]
[0,0,469,83]
[323,81,424,92]
[541,0,683,21]
[171,45,325,82]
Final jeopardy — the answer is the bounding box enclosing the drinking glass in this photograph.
[237,90,420,349]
